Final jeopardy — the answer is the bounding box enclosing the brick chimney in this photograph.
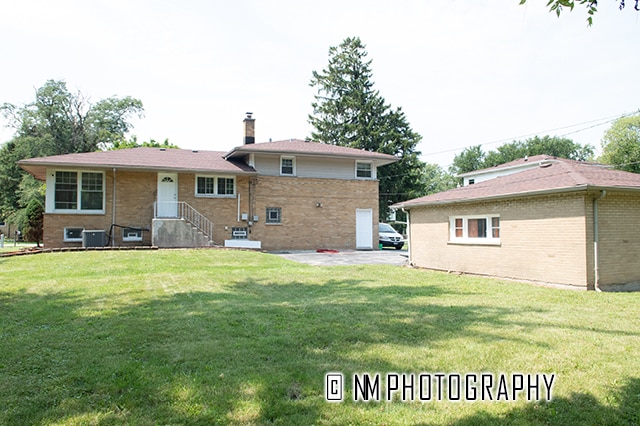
[243,112,255,145]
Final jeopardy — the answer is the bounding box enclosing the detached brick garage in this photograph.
[394,157,640,291]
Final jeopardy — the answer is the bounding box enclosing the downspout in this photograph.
[402,208,411,265]
[593,190,606,291]
[112,168,117,247]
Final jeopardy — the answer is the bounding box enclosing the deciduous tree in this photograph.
[519,0,638,25]
[600,112,640,173]
[0,79,144,233]
[450,136,594,177]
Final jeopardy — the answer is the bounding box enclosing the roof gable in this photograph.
[458,154,556,178]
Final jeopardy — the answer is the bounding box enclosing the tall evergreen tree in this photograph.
[309,37,428,219]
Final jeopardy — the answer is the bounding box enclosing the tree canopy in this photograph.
[109,136,179,150]
[0,80,144,236]
[309,37,443,220]
[599,112,640,173]
[450,135,594,176]
[519,0,638,25]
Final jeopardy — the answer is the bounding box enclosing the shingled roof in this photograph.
[394,158,640,209]
[18,147,256,181]
[225,139,398,166]
[19,139,399,181]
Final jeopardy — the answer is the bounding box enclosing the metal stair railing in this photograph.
[154,201,215,245]
[179,202,214,244]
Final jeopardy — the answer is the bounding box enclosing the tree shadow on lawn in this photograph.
[0,279,638,425]
[447,377,640,426]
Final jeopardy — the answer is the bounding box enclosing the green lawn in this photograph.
[1,250,639,425]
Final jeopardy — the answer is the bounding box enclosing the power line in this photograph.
[421,111,637,159]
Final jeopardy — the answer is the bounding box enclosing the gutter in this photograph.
[403,208,411,265]
[593,190,607,291]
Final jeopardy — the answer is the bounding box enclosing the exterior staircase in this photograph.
[152,202,217,248]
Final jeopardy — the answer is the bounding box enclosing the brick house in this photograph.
[393,156,640,291]
[18,114,397,251]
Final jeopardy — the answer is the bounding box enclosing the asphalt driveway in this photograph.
[272,249,408,266]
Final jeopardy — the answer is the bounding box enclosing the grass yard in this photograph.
[1,250,639,425]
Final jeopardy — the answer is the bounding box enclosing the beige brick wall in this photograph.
[249,176,379,250]
[594,191,640,287]
[43,170,380,251]
[44,170,156,247]
[178,174,251,245]
[408,193,590,288]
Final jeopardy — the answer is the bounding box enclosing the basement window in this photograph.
[64,227,84,242]
[231,227,248,239]
[122,227,143,242]
[266,207,282,224]
[449,215,500,245]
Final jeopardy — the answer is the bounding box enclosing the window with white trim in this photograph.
[53,171,104,212]
[266,207,282,224]
[356,161,373,179]
[450,215,500,244]
[280,156,295,176]
[196,175,235,197]
[122,227,143,242]
[64,227,84,242]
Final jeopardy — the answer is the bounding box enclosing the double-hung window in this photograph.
[280,156,295,176]
[196,176,235,197]
[50,171,105,213]
[356,161,373,179]
[450,215,500,244]
[81,172,104,210]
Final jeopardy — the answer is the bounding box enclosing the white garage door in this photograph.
[356,208,373,250]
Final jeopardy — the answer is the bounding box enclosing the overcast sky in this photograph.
[1,1,638,168]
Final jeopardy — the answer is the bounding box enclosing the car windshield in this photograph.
[379,223,396,233]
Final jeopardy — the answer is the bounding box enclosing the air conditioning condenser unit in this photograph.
[83,230,106,248]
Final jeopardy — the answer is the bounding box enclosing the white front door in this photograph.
[356,208,373,250]
[157,173,178,217]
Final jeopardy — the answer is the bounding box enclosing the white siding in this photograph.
[253,154,370,180]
